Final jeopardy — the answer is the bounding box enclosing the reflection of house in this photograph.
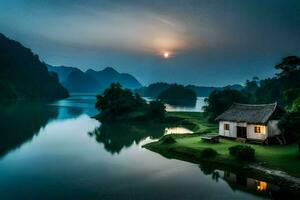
[216,103,284,142]
[223,171,279,197]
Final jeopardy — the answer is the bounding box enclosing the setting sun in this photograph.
[163,52,169,58]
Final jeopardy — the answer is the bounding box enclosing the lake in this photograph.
[0,94,289,199]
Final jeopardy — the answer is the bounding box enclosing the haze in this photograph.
[0,0,299,86]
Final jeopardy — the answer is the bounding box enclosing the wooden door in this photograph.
[237,126,247,138]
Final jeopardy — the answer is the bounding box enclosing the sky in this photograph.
[0,0,299,86]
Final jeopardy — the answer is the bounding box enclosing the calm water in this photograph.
[0,94,289,199]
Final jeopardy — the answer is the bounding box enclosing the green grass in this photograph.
[145,135,300,177]
[166,112,218,134]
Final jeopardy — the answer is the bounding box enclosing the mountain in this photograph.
[0,33,69,102]
[63,70,101,92]
[48,65,142,93]
[46,65,81,82]
[136,83,243,97]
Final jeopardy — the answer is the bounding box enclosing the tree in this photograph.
[203,89,248,121]
[96,83,147,121]
[275,56,300,77]
[95,83,165,121]
[278,111,300,155]
[283,88,300,109]
[291,97,300,112]
[243,78,259,103]
[149,101,166,118]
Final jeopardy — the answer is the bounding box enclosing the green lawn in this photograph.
[145,112,300,178]
[145,135,300,177]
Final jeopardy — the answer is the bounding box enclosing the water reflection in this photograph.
[50,93,98,118]
[164,127,193,135]
[0,103,58,158]
[0,94,298,199]
[198,163,297,199]
[89,122,166,154]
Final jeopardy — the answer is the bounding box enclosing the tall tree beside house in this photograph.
[203,89,248,121]
[242,77,259,103]
[254,56,300,105]
[275,56,300,77]
[283,88,300,110]
[278,111,300,155]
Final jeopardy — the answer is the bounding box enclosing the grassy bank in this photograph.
[144,135,300,177]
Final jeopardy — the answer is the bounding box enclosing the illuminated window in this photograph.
[224,124,230,130]
[254,126,266,134]
[254,126,261,133]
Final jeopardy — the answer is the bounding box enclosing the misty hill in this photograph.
[0,33,68,102]
[47,65,81,82]
[48,65,142,93]
[136,82,243,97]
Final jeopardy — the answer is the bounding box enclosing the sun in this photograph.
[163,52,169,59]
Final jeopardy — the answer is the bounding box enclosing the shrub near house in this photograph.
[229,145,255,161]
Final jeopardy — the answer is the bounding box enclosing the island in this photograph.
[157,84,197,106]
[94,83,166,122]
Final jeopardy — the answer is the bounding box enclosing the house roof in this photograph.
[215,103,281,124]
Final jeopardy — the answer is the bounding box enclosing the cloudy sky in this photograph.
[0,0,299,86]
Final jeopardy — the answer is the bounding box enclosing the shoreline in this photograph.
[143,136,300,196]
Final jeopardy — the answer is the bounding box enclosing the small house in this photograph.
[215,103,284,142]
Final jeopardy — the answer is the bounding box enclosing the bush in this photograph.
[200,148,217,158]
[160,136,176,144]
[228,145,255,161]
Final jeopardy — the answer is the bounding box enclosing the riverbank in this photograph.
[143,135,300,195]
[143,112,300,195]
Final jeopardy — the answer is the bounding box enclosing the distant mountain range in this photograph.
[47,65,142,93]
[0,33,68,102]
[136,83,243,97]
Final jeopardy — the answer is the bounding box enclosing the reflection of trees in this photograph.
[198,163,220,182]
[0,103,58,158]
[89,122,166,154]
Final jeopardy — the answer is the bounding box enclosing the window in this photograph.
[254,126,261,133]
[224,124,230,130]
[254,126,267,134]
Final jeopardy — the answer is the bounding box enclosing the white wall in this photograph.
[219,121,280,140]
[219,121,236,138]
[247,124,268,140]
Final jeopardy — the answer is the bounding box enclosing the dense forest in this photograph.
[0,33,68,102]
